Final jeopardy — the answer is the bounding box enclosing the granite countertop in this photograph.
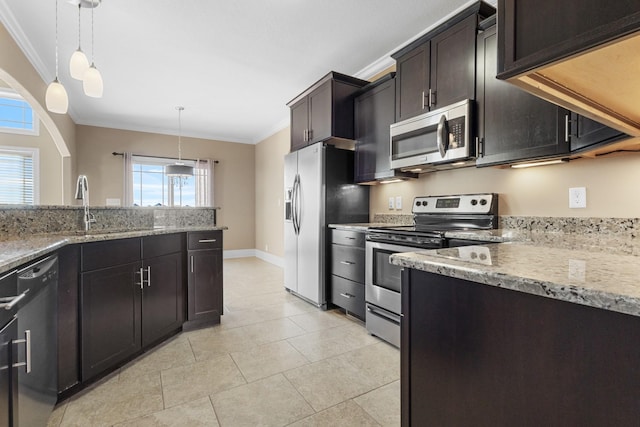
[390,233,640,317]
[0,225,227,274]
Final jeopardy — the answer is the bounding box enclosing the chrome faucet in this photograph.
[75,175,96,232]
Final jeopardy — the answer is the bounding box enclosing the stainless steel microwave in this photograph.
[390,99,474,171]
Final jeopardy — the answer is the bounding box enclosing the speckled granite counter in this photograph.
[0,226,227,274]
[390,236,640,317]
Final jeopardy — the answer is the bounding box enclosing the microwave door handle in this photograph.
[436,114,449,158]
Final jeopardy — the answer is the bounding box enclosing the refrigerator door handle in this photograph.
[295,173,302,235]
[292,174,300,235]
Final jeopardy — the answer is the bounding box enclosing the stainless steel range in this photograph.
[365,193,498,347]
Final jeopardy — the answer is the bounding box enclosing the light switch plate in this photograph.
[569,187,586,208]
[388,197,395,209]
[395,196,402,210]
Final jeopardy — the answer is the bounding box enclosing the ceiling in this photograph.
[0,0,495,144]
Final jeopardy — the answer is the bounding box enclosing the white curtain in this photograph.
[195,159,214,207]
[123,152,134,206]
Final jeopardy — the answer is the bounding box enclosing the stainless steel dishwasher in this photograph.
[0,255,58,427]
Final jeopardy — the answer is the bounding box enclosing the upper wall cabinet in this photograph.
[354,74,417,184]
[392,2,495,122]
[287,72,368,152]
[476,22,569,167]
[497,0,640,137]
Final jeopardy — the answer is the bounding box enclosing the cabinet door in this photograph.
[0,318,17,427]
[142,252,183,347]
[81,262,141,381]
[430,15,477,109]
[57,245,79,393]
[570,113,626,152]
[308,82,332,144]
[395,43,430,121]
[355,78,396,183]
[476,26,569,167]
[187,249,223,323]
[290,98,309,151]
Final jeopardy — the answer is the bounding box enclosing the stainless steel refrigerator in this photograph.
[284,143,369,307]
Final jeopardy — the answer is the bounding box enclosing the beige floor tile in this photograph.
[239,317,307,345]
[211,374,314,426]
[231,340,309,382]
[337,342,400,387]
[188,326,257,361]
[60,373,164,426]
[113,397,219,427]
[46,402,67,427]
[284,356,379,412]
[354,381,401,427]
[161,354,246,408]
[290,400,381,427]
[287,323,381,362]
[119,335,195,381]
[218,307,271,329]
[288,309,354,332]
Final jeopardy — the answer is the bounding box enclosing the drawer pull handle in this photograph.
[340,261,355,265]
[340,293,354,299]
[344,237,356,240]
[0,290,29,310]
[198,239,217,243]
[12,330,31,373]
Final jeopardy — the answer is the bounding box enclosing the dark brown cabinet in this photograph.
[402,268,640,426]
[354,74,417,183]
[57,244,80,394]
[392,2,494,122]
[569,114,627,153]
[185,230,223,330]
[287,71,368,152]
[80,234,184,381]
[329,229,365,319]
[476,22,570,166]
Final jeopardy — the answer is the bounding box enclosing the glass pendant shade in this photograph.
[69,49,89,80]
[165,163,194,177]
[83,64,103,98]
[45,79,69,114]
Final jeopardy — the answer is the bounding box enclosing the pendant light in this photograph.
[165,107,194,177]
[82,0,103,97]
[69,3,89,80]
[45,0,69,114]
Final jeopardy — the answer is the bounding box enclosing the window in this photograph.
[0,89,39,136]
[129,155,212,207]
[0,146,39,205]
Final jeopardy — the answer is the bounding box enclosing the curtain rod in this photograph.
[112,152,219,163]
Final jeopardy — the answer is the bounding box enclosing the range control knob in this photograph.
[415,201,421,207]
[480,199,488,206]
[470,199,478,206]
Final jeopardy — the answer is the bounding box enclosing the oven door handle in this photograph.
[436,114,449,158]
[367,305,401,325]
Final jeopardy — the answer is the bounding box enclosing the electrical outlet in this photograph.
[569,187,587,208]
[395,196,402,210]
[388,197,395,209]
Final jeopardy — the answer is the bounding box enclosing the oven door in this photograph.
[365,241,414,315]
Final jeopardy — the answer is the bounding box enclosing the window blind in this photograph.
[0,148,36,204]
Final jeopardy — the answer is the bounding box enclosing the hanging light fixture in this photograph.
[165,106,194,177]
[45,0,69,114]
[69,3,89,80]
[82,0,103,97]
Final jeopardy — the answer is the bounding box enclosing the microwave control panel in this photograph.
[447,117,465,148]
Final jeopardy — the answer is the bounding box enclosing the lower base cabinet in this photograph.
[402,269,640,426]
[80,234,184,382]
[185,231,223,329]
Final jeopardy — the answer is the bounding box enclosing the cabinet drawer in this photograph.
[143,233,184,258]
[188,230,223,250]
[81,238,141,272]
[330,275,365,318]
[331,245,365,283]
[331,229,365,247]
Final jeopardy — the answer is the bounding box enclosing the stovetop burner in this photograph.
[366,193,498,249]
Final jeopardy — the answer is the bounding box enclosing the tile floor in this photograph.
[48,257,400,426]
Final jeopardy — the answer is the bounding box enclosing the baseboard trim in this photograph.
[223,249,284,268]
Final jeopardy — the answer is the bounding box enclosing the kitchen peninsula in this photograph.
[392,225,640,426]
